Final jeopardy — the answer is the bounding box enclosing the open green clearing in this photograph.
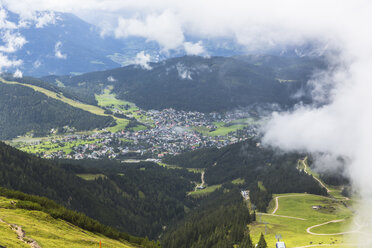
[76,174,107,181]
[232,178,245,185]
[189,178,247,198]
[0,196,134,248]
[258,181,267,191]
[95,86,153,129]
[250,193,355,248]
[188,184,222,198]
[158,163,204,173]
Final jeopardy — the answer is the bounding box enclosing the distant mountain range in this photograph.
[50,55,326,112]
[0,54,325,139]
[1,7,325,77]
[1,8,245,77]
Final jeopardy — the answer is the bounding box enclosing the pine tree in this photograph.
[256,233,267,248]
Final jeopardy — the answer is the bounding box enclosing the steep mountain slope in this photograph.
[0,78,114,139]
[164,138,328,210]
[54,55,325,112]
[0,141,196,239]
[0,194,138,248]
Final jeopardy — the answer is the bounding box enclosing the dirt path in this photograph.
[301,158,350,201]
[272,196,279,214]
[306,219,359,236]
[0,218,41,248]
[259,213,306,220]
[190,171,206,193]
[301,158,330,193]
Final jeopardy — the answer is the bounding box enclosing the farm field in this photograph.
[0,196,135,248]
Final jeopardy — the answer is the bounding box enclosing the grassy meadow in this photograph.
[0,197,135,248]
[250,193,355,248]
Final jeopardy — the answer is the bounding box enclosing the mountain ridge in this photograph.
[52,55,324,112]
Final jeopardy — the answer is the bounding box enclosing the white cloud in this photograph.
[133,51,152,70]
[0,6,26,72]
[183,41,206,56]
[0,52,22,71]
[54,41,67,59]
[107,76,116,82]
[0,7,17,29]
[34,11,56,28]
[176,63,192,80]
[114,10,184,51]
[13,68,23,78]
[0,31,27,53]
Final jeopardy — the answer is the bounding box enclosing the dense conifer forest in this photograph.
[164,138,328,211]
[53,55,324,112]
[0,142,196,238]
[162,187,254,248]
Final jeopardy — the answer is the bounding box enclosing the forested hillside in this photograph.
[0,187,158,247]
[0,81,114,139]
[164,138,327,211]
[53,55,325,112]
[0,141,197,238]
[162,187,254,248]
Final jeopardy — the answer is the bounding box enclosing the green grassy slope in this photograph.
[0,196,136,248]
[250,193,355,248]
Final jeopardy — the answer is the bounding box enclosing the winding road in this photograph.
[260,213,306,221]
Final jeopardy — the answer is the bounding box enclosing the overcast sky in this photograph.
[1,0,364,52]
